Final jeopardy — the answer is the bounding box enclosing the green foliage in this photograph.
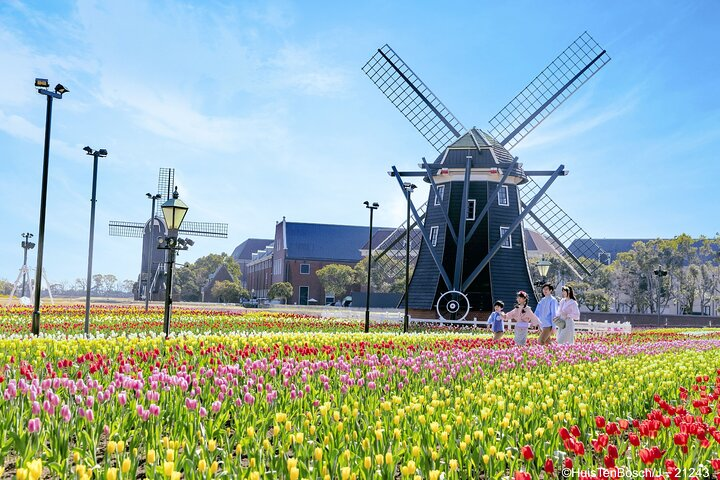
[354,255,413,293]
[210,280,248,304]
[174,253,242,302]
[268,282,293,303]
[316,264,356,298]
[0,279,12,295]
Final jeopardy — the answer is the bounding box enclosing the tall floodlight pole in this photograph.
[363,201,379,333]
[32,79,68,336]
[653,265,668,327]
[20,233,35,297]
[403,183,416,333]
[83,147,108,336]
[145,193,162,311]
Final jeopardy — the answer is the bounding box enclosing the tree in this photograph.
[316,264,356,299]
[211,280,247,304]
[353,255,409,293]
[174,253,241,301]
[0,279,12,295]
[120,279,135,294]
[92,274,104,294]
[268,282,293,304]
[74,278,87,293]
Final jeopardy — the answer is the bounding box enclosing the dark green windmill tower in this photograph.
[363,33,612,320]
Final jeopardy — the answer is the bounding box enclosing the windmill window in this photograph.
[300,264,310,274]
[498,186,509,206]
[466,199,476,221]
[499,227,512,249]
[429,226,439,247]
[434,185,445,206]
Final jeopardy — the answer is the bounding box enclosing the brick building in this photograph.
[231,238,274,289]
[244,218,393,305]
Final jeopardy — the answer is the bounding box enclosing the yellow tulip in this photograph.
[209,461,218,474]
[364,456,372,469]
[198,459,207,473]
[208,439,217,452]
[314,447,323,462]
[163,461,174,477]
[122,458,131,474]
[290,467,299,480]
[117,441,125,453]
[341,467,351,480]
[107,441,117,455]
[106,468,118,480]
[147,449,156,464]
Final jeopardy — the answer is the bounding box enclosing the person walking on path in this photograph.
[536,283,559,345]
[487,300,507,341]
[556,285,580,345]
[504,291,539,346]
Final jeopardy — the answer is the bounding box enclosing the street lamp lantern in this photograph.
[363,201,380,333]
[158,187,191,337]
[536,260,551,280]
[161,187,188,231]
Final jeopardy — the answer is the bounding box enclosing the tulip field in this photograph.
[1,306,720,479]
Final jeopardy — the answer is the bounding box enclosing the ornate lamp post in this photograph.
[83,147,107,336]
[158,188,192,337]
[363,201,379,333]
[32,79,68,335]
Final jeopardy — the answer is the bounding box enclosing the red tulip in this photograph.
[571,425,581,438]
[544,458,554,474]
[673,433,688,446]
[638,448,654,465]
[608,444,619,459]
[575,442,585,456]
[520,445,534,460]
[564,457,574,469]
[513,472,531,480]
[603,454,615,468]
[559,427,571,440]
[595,416,606,428]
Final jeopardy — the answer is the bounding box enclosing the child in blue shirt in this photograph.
[487,300,506,341]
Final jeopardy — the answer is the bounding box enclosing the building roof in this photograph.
[231,238,274,262]
[284,222,391,262]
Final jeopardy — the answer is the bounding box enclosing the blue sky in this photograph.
[1,0,719,285]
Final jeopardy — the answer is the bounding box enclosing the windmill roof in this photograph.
[285,222,392,262]
[433,128,524,178]
[232,238,274,262]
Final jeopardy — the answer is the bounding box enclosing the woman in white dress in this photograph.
[556,285,580,345]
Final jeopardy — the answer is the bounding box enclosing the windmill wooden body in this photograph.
[109,168,228,301]
[363,32,611,320]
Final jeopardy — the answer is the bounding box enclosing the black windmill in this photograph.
[363,32,611,320]
[109,168,228,301]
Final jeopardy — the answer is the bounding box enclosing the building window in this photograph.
[429,226,439,247]
[325,295,335,305]
[434,185,445,206]
[466,199,476,220]
[299,286,309,305]
[500,227,512,248]
[300,263,310,274]
[498,185,509,206]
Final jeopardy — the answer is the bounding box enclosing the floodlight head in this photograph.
[185,238,194,246]
[54,84,69,95]
[35,78,49,88]
[97,149,108,157]
[83,146,93,154]
[372,202,379,208]
[146,193,153,198]
[363,201,369,207]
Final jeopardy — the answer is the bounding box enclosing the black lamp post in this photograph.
[158,187,192,337]
[20,233,35,297]
[403,182,416,333]
[82,147,107,336]
[145,193,162,311]
[32,79,68,336]
[653,265,668,327]
[363,201,379,333]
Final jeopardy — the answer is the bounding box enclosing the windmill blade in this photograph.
[156,168,175,215]
[178,221,228,238]
[519,178,609,277]
[368,202,425,291]
[109,221,145,238]
[363,44,466,152]
[488,32,610,150]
